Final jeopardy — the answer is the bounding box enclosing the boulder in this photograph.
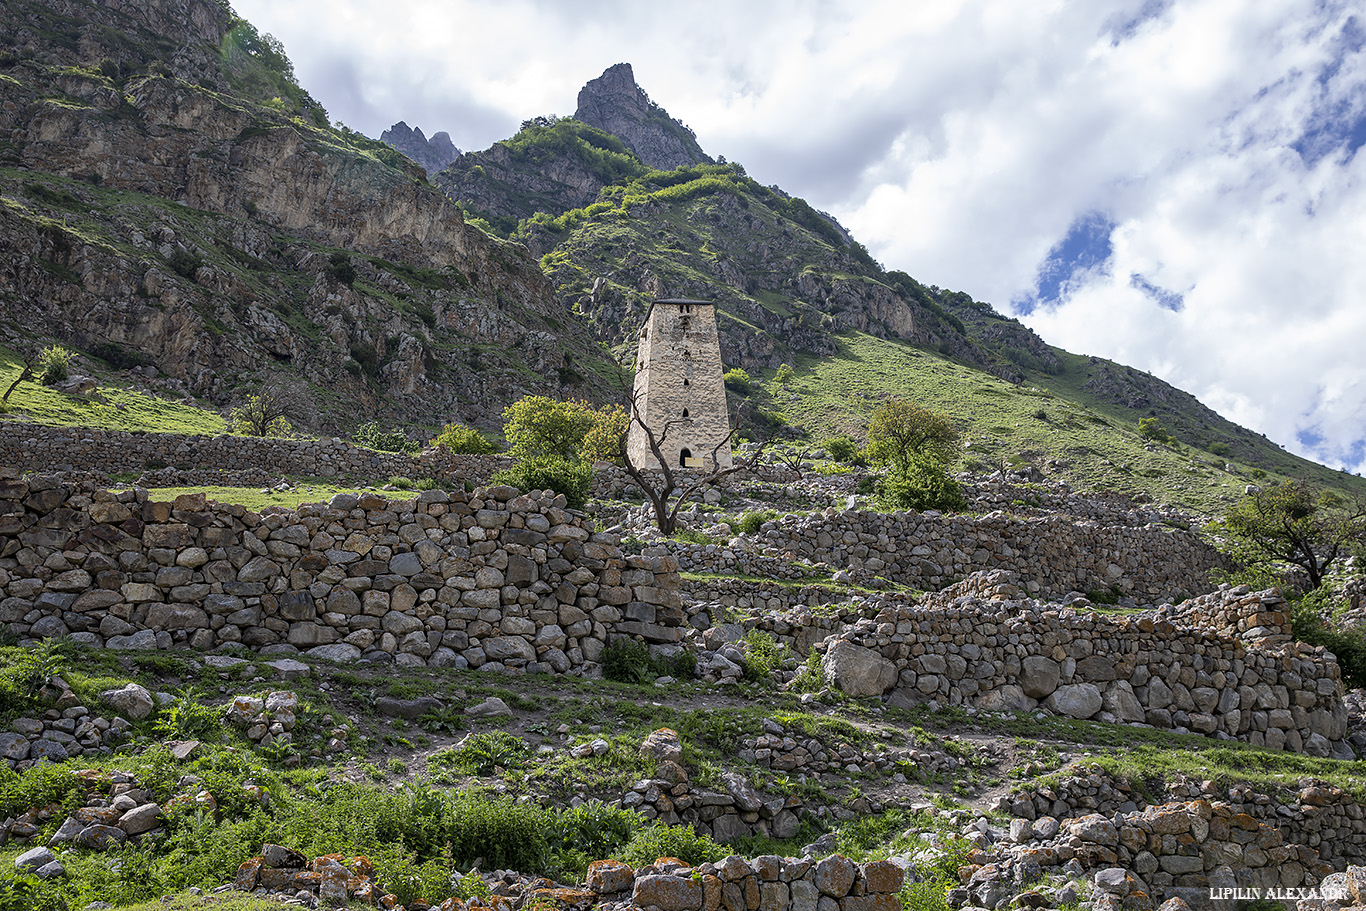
[822,641,896,697]
[1019,657,1060,698]
[1045,683,1103,719]
[99,683,155,720]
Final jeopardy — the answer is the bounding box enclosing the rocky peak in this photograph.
[380,121,460,176]
[574,63,711,171]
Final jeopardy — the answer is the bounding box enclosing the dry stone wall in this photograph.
[821,579,1347,752]
[1004,768,1366,870]
[0,422,510,484]
[754,510,1231,603]
[0,473,684,670]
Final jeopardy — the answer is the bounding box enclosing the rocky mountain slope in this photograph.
[0,0,612,433]
[380,120,459,176]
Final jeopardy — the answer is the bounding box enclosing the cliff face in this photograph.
[573,63,711,171]
[0,0,608,430]
[380,122,459,176]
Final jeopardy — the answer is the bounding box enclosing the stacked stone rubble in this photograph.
[587,854,904,911]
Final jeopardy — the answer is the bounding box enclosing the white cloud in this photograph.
[231,0,1366,473]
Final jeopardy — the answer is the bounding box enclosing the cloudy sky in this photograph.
[233,0,1366,474]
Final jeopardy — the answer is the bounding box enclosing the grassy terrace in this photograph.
[0,348,225,435]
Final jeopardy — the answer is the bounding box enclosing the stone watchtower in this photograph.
[627,298,733,471]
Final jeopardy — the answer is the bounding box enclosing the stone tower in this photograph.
[627,298,733,471]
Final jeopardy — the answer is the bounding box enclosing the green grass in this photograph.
[124,482,379,512]
[0,347,225,434]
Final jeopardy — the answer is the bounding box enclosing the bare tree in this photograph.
[771,444,815,480]
[1,354,36,404]
[614,367,773,536]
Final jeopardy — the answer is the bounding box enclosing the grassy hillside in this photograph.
[753,331,1364,513]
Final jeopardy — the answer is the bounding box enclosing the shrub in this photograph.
[437,731,528,775]
[1291,589,1366,688]
[169,247,202,280]
[741,630,784,683]
[355,421,419,454]
[580,403,628,463]
[1209,441,1231,457]
[502,395,594,460]
[552,799,642,875]
[432,422,496,454]
[736,509,779,535]
[821,436,858,463]
[326,251,356,286]
[36,345,72,386]
[622,822,726,867]
[774,363,795,386]
[153,688,224,741]
[602,638,652,683]
[876,461,966,512]
[722,368,752,394]
[492,455,591,508]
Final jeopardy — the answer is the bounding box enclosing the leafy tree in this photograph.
[580,404,629,463]
[774,363,795,386]
[1138,417,1175,445]
[432,422,496,455]
[502,396,596,460]
[228,384,305,438]
[865,400,960,478]
[1220,480,1366,590]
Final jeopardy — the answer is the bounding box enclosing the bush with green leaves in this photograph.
[153,689,224,741]
[774,363,795,386]
[326,251,356,286]
[736,509,779,535]
[622,822,726,867]
[1137,417,1175,445]
[433,731,528,775]
[875,459,966,513]
[492,455,591,508]
[740,630,785,683]
[602,638,652,683]
[551,799,643,876]
[431,422,496,454]
[821,435,858,463]
[1290,589,1366,688]
[36,345,72,386]
[355,421,420,454]
[722,368,752,394]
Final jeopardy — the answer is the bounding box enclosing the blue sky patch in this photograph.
[1015,211,1116,314]
[1129,273,1185,312]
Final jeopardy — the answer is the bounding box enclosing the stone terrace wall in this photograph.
[0,423,510,484]
[1005,768,1366,870]
[0,474,684,670]
[757,510,1231,602]
[822,583,1347,752]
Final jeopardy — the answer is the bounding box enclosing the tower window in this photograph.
[682,408,689,418]
[682,378,689,386]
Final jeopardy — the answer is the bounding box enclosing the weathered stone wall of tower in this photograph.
[627,301,732,471]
